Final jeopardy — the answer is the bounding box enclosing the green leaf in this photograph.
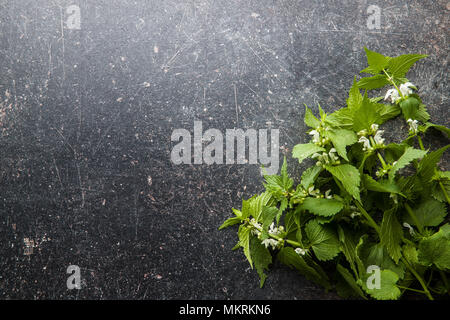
[399,97,423,121]
[362,243,405,279]
[326,108,354,129]
[304,105,320,128]
[305,219,341,261]
[352,94,382,132]
[325,128,357,161]
[277,247,331,290]
[360,47,390,75]
[300,166,323,190]
[418,224,450,271]
[237,225,253,268]
[280,157,293,190]
[337,226,359,277]
[249,192,273,221]
[420,122,450,138]
[357,74,389,90]
[379,104,401,123]
[325,164,361,201]
[417,145,450,184]
[387,53,427,78]
[219,216,242,230]
[300,197,344,217]
[404,199,447,228]
[250,237,272,287]
[336,264,367,299]
[347,77,363,110]
[388,147,427,181]
[380,208,403,263]
[362,269,402,300]
[260,206,279,240]
[292,143,325,164]
[362,175,403,195]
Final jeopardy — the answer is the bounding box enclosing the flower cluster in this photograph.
[295,248,308,256]
[311,148,340,166]
[384,82,417,104]
[308,126,331,147]
[407,118,419,135]
[357,124,385,152]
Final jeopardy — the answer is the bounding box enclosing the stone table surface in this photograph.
[0,0,448,299]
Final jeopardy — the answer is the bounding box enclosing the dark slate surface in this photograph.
[0,0,448,299]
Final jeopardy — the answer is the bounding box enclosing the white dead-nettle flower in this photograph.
[373,130,385,146]
[262,238,280,250]
[350,212,361,219]
[269,222,284,236]
[295,248,307,256]
[328,148,339,162]
[399,82,417,96]
[358,129,368,137]
[371,123,379,132]
[407,118,419,134]
[403,222,415,236]
[250,218,262,229]
[324,189,332,199]
[251,229,261,237]
[309,129,320,144]
[384,88,401,104]
[358,136,372,151]
[308,186,320,197]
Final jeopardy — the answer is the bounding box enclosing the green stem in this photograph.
[401,257,434,300]
[376,152,386,168]
[439,270,449,293]
[439,181,450,205]
[383,69,404,98]
[404,203,423,233]
[397,285,426,294]
[354,200,381,234]
[417,135,425,150]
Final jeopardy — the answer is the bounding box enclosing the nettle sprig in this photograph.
[220,48,450,300]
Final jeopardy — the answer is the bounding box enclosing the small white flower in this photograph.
[269,222,283,236]
[371,123,379,132]
[350,212,361,219]
[295,248,307,256]
[402,222,415,236]
[407,118,419,134]
[262,238,279,250]
[357,129,368,137]
[311,153,321,159]
[308,186,320,197]
[399,82,416,97]
[384,88,400,103]
[373,130,385,146]
[328,148,339,161]
[324,189,332,199]
[358,136,372,151]
[309,130,320,144]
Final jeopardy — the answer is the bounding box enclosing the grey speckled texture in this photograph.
[0,0,448,299]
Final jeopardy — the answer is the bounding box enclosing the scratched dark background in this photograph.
[0,0,448,299]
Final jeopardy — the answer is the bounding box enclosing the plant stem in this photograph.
[354,200,381,234]
[383,69,404,98]
[401,257,434,300]
[397,285,426,294]
[439,181,450,205]
[404,203,423,233]
[439,270,449,294]
[417,135,425,150]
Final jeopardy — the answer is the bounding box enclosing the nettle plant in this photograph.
[220,48,450,300]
